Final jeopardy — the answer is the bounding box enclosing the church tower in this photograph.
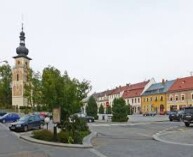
[12,24,32,108]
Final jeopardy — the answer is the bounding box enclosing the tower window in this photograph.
[17,61,20,65]
[17,74,19,81]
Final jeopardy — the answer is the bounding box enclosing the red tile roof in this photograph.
[168,76,193,92]
[122,81,149,98]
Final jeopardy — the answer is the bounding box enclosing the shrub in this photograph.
[58,131,72,143]
[57,130,90,144]
[32,129,53,141]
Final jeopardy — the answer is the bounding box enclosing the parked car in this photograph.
[143,112,156,116]
[0,113,20,123]
[71,113,95,123]
[0,112,7,117]
[169,110,184,121]
[9,114,43,132]
[182,107,193,127]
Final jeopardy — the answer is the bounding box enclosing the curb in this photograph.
[153,128,193,147]
[20,131,97,148]
[0,122,97,148]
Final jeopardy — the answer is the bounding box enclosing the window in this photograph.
[17,74,19,81]
[160,96,163,101]
[138,98,140,103]
[150,97,152,101]
[135,98,137,103]
[155,97,157,101]
[175,96,178,101]
[132,99,134,103]
[181,95,185,101]
[192,94,193,100]
[170,96,173,101]
[146,98,149,102]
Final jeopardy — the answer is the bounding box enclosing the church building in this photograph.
[12,24,32,108]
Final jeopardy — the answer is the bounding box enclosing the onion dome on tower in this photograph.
[13,23,31,60]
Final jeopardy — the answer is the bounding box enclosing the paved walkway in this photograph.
[153,125,193,146]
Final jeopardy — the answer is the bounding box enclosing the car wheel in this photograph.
[185,122,190,127]
[24,126,28,132]
[2,120,5,123]
[88,119,92,123]
[169,119,172,121]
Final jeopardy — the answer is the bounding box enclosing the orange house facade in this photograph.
[167,76,193,111]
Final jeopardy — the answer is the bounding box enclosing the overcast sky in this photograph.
[1,0,193,93]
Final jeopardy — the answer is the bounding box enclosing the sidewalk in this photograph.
[96,114,169,123]
[153,126,193,146]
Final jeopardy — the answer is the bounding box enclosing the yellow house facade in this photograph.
[141,94,166,114]
[141,80,175,114]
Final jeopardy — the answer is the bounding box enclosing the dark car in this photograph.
[0,113,20,123]
[169,110,184,121]
[9,114,43,132]
[182,107,193,127]
[71,113,95,123]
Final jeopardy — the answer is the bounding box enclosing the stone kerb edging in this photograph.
[20,131,97,148]
[152,129,193,147]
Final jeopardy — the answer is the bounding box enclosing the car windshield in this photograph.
[1,113,9,118]
[18,115,30,122]
[185,108,193,114]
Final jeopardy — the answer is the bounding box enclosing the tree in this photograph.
[127,104,133,115]
[24,69,43,111]
[0,64,12,108]
[112,98,128,122]
[86,96,98,119]
[99,104,104,114]
[106,105,112,114]
[41,66,91,122]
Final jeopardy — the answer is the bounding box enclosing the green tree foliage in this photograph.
[112,98,128,122]
[99,104,104,114]
[41,66,91,121]
[106,105,112,114]
[86,96,98,119]
[127,104,133,115]
[0,64,12,108]
[24,69,42,110]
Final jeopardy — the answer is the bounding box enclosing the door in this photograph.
[160,104,164,114]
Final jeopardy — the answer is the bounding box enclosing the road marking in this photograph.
[89,148,108,157]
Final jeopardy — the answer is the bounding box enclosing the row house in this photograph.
[141,80,175,114]
[108,85,129,107]
[122,79,155,114]
[167,76,193,111]
[93,89,113,113]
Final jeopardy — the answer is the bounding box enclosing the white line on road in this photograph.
[89,148,108,157]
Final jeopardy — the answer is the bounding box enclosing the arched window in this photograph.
[17,74,19,81]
